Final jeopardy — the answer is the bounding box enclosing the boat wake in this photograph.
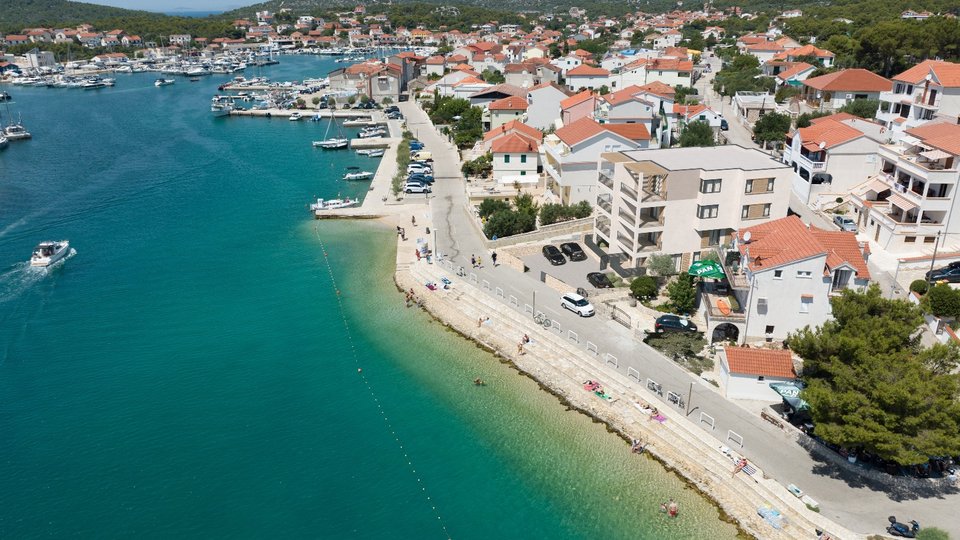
[0,249,76,304]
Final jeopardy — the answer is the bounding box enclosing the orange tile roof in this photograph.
[605,123,651,141]
[603,84,647,106]
[425,55,445,65]
[893,59,960,87]
[802,68,891,92]
[560,89,595,109]
[673,103,710,118]
[776,62,814,81]
[636,81,676,97]
[482,120,543,143]
[649,57,693,71]
[796,118,864,149]
[555,117,605,146]
[491,132,539,153]
[775,44,834,60]
[488,95,528,111]
[905,122,960,156]
[809,229,871,279]
[453,76,486,86]
[566,64,610,77]
[737,215,869,278]
[724,347,796,379]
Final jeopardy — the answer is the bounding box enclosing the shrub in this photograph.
[462,153,492,177]
[910,279,929,296]
[483,209,535,239]
[916,527,951,540]
[539,201,593,225]
[667,273,697,314]
[923,283,960,319]
[630,276,658,299]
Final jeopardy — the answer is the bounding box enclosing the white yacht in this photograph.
[211,102,232,117]
[30,240,70,268]
[343,170,374,181]
[155,78,175,87]
[313,138,348,149]
[311,198,357,213]
[4,123,31,140]
[289,112,303,121]
[0,135,8,150]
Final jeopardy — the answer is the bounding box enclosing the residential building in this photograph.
[168,34,192,46]
[850,122,960,253]
[770,44,834,68]
[876,60,960,138]
[480,120,543,153]
[719,347,798,401]
[772,62,815,88]
[615,57,694,88]
[543,117,641,205]
[565,64,611,91]
[560,89,597,125]
[491,134,540,182]
[800,69,891,110]
[525,83,570,130]
[594,146,792,273]
[732,92,778,124]
[504,62,538,88]
[24,50,56,69]
[783,113,887,204]
[487,95,528,131]
[708,215,870,343]
[423,55,445,77]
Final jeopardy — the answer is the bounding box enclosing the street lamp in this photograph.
[927,230,943,286]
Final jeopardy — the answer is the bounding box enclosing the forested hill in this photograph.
[0,0,235,39]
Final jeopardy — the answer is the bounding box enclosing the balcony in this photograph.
[702,291,746,322]
[597,195,612,214]
[620,181,639,201]
[795,152,826,172]
[715,245,751,290]
[618,206,635,226]
[638,208,665,228]
[879,90,912,103]
[596,217,611,238]
[599,170,614,190]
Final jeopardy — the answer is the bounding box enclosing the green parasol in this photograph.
[688,260,726,279]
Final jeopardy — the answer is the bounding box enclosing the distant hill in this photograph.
[0,0,161,28]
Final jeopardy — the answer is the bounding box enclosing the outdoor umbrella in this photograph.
[688,260,726,279]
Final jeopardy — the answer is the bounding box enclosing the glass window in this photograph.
[520,154,527,163]
[800,296,813,313]
[745,180,753,193]
[700,178,722,193]
[741,205,749,219]
[763,203,771,217]
[774,270,783,279]
[766,178,775,191]
[504,154,511,163]
[697,205,719,219]
[797,270,812,278]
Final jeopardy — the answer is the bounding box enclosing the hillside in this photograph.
[0,0,159,28]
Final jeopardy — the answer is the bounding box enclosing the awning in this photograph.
[498,174,539,185]
[920,148,951,160]
[888,192,918,211]
[624,161,670,176]
[858,177,890,195]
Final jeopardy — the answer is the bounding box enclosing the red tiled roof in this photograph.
[776,62,814,81]
[810,229,871,279]
[491,132,539,153]
[555,117,605,146]
[796,118,864,149]
[893,59,960,87]
[737,215,869,278]
[482,120,543,143]
[604,84,648,106]
[905,122,960,156]
[605,123,651,141]
[635,81,676,98]
[488,95,528,111]
[566,64,609,77]
[724,347,796,379]
[802,68,891,92]
[560,89,595,109]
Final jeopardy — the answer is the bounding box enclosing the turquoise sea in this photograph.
[0,56,739,539]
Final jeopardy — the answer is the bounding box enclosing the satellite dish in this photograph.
[743,231,752,243]
[819,141,826,150]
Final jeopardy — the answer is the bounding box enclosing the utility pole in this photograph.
[685,381,693,416]
[532,290,536,318]
[927,230,943,286]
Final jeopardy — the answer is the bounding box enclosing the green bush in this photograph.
[916,527,951,540]
[647,253,676,276]
[923,283,960,319]
[667,273,697,315]
[462,153,493,177]
[539,201,592,225]
[483,209,535,239]
[910,279,929,296]
[630,276,658,299]
[478,198,511,219]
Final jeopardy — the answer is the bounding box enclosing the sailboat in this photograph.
[1,106,31,140]
[312,117,348,149]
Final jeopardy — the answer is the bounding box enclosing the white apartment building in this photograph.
[705,216,870,343]
[850,122,960,253]
[525,83,570,130]
[491,134,540,182]
[594,146,792,272]
[782,113,887,205]
[876,60,960,139]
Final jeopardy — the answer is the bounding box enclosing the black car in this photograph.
[407,174,434,184]
[654,314,699,334]
[560,242,587,261]
[586,272,613,288]
[926,264,960,283]
[542,245,566,266]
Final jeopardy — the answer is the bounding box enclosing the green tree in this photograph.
[483,209,535,239]
[679,120,715,147]
[482,69,505,84]
[539,201,592,225]
[630,276,658,299]
[795,111,831,128]
[753,112,792,145]
[923,283,960,319]
[666,273,697,314]
[462,153,493,177]
[788,286,960,465]
[838,99,880,119]
[909,279,929,295]
[477,198,511,219]
[647,253,676,276]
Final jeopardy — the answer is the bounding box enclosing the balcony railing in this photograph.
[715,245,751,289]
[620,181,639,201]
[796,152,826,172]
[599,170,614,190]
[618,206,635,226]
[702,291,747,322]
[597,196,612,214]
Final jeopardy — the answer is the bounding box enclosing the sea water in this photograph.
[0,56,739,539]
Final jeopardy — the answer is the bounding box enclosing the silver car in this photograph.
[561,292,595,317]
[833,215,857,232]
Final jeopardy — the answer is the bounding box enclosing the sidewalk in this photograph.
[397,99,960,537]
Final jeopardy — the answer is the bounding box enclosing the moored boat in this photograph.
[155,78,175,87]
[0,135,8,150]
[343,170,374,181]
[3,123,31,140]
[30,240,71,268]
[366,149,385,158]
[310,197,358,212]
[289,112,303,121]
[313,138,348,149]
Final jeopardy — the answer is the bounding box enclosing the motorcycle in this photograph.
[886,516,920,538]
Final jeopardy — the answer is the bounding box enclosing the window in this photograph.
[905,236,916,243]
[520,170,526,176]
[763,203,771,217]
[520,154,527,164]
[800,296,813,313]
[745,179,753,193]
[774,270,783,279]
[504,154,511,163]
[797,270,812,278]
[925,236,937,243]
[697,204,719,219]
[765,325,775,335]
[758,375,765,381]
[757,298,768,314]
[766,178,775,191]
[741,205,749,219]
[700,178,722,194]
[707,229,721,246]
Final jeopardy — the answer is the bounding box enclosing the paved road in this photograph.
[397,100,960,536]
[695,54,757,148]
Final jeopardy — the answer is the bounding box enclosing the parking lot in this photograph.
[519,240,617,293]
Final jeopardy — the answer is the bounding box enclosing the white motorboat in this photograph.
[155,78,175,87]
[358,128,386,138]
[310,197,357,212]
[366,149,385,158]
[3,123,31,140]
[313,138,348,149]
[342,118,372,127]
[30,240,70,268]
[355,148,374,155]
[0,135,8,150]
[343,170,374,181]
[289,112,303,121]
[211,102,231,117]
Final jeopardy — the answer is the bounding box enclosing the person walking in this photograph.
[491,251,498,266]
[470,254,476,268]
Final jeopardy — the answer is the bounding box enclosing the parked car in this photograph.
[561,292,595,317]
[408,164,432,174]
[404,182,432,194]
[560,242,587,261]
[720,119,729,131]
[653,314,698,334]
[926,264,960,283]
[407,173,434,184]
[586,272,613,288]
[833,215,857,232]
[542,245,566,265]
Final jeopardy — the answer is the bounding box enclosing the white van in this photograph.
[411,151,432,161]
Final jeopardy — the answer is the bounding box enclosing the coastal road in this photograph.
[397,100,960,536]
